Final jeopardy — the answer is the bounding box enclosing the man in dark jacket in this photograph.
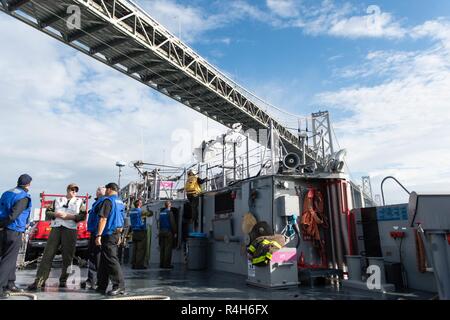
[129,199,153,269]
[158,201,177,269]
[95,183,126,296]
[0,174,33,298]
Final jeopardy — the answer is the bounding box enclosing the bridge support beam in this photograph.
[90,37,129,55]
[5,0,29,12]
[109,50,148,65]
[66,23,108,43]
[39,10,75,28]
[0,0,314,164]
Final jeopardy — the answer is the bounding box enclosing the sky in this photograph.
[0,0,450,207]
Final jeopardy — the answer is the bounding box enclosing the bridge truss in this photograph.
[1,0,323,165]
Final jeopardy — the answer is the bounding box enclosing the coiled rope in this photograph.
[105,295,170,301]
[8,292,38,300]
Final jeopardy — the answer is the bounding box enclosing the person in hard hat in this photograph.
[95,182,126,296]
[81,186,106,290]
[28,183,87,291]
[158,201,177,269]
[129,199,153,269]
[184,170,206,231]
[0,174,33,299]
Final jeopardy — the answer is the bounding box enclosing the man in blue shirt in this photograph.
[95,183,126,296]
[129,199,153,269]
[0,174,32,298]
[158,201,177,269]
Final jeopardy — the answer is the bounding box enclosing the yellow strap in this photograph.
[270,241,282,249]
[251,253,273,265]
[260,239,282,249]
[248,245,256,253]
[252,256,267,264]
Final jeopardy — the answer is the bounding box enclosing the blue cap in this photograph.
[17,174,32,186]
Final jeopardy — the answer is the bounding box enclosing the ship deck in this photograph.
[9,262,434,300]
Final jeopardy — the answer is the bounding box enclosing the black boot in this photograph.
[0,290,10,299]
[107,287,126,296]
[81,280,96,290]
[95,287,107,295]
[59,273,69,288]
[5,285,24,293]
[27,278,45,291]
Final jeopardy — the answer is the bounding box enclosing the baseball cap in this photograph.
[17,174,32,187]
[105,182,119,192]
[67,183,79,192]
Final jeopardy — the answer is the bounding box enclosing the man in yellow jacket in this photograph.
[185,170,206,231]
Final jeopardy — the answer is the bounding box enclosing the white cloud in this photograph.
[264,1,406,39]
[266,0,300,18]
[133,0,407,43]
[135,0,232,43]
[138,0,205,41]
[328,54,344,61]
[295,1,353,34]
[317,19,450,203]
[134,0,275,44]
[328,6,406,39]
[411,18,450,49]
[228,1,273,23]
[0,15,226,203]
[301,2,406,39]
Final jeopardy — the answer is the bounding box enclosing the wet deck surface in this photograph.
[9,263,434,300]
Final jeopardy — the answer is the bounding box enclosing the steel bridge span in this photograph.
[0,0,319,163]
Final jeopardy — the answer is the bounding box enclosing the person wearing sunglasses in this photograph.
[28,183,86,291]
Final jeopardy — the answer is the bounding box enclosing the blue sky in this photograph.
[1,0,450,206]
[135,0,449,108]
[132,0,450,199]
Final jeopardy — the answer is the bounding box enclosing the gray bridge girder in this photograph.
[4,0,29,11]
[109,50,147,65]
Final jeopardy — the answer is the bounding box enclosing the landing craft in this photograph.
[0,0,448,302]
